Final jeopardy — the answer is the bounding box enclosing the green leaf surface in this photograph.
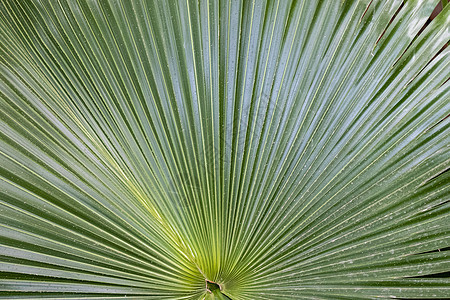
[0,0,449,299]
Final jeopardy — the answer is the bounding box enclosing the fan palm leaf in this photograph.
[0,0,449,299]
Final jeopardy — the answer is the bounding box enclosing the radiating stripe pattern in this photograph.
[0,0,449,299]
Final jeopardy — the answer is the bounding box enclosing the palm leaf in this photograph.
[0,0,449,299]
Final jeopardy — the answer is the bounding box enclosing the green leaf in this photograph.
[0,0,449,299]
